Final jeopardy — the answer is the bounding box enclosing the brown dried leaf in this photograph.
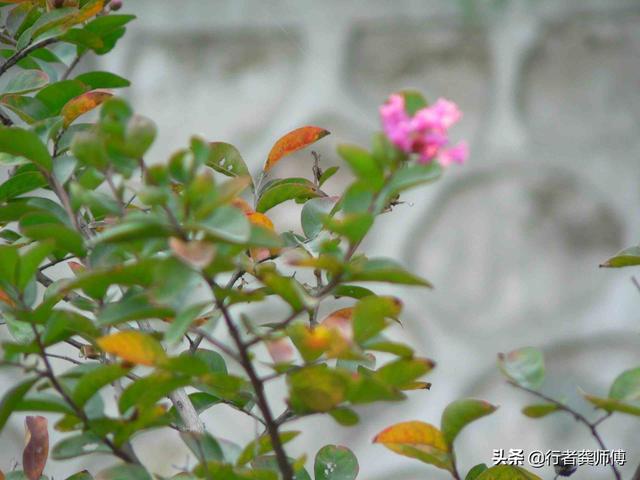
[23,416,48,480]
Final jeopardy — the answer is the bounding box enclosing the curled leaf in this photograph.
[264,126,330,171]
[169,237,216,269]
[23,416,49,480]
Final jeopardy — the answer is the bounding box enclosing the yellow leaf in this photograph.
[97,331,166,366]
[373,421,452,471]
[63,0,104,26]
[264,126,329,172]
[61,90,112,127]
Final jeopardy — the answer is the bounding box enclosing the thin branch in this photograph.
[32,325,140,464]
[205,276,294,480]
[0,38,58,78]
[61,52,85,81]
[0,31,16,46]
[507,381,621,480]
[0,107,12,126]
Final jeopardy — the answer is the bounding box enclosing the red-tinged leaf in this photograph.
[264,126,330,171]
[23,416,49,480]
[169,237,216,270]
[61,90,112,126]
[64,0,104,27]
[97,331,166,366]
[0,288,16,307]
[373,421,453,471]
[265,337,295,364]
[320,308,354,343]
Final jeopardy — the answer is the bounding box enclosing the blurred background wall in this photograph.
[3,0,640,478]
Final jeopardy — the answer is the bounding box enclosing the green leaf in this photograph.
[36,80,88,116]
[198,205,251,244]
[337,144,383,190]
[1,95,49,124]
[95,464,153,480]
[475,465,542,479]
[237,431,300,466]
[72,364,130,407]
[164,302,207,344]
[601,246,640,268]
[377,162,442,211]
[52,433,112,460]
[75,71,130,89]
[466,464,489,480]
[0,171,47,202]
[521,404,559,418]
[288,365,349,413]
[609,367,640,402]
[17,240,55,291]
[498,347,545,390]
[256,178,320,213]
[319,166,339,186]
[125,115,156,158]
[301,197,337,239]
[65,472,94,480]
[0,127,52,171]
[119,372,191,413]
[399,90,428,115]
[328,407,359,426]
[440,398,497,446]
[352,296,402,343]
[314,445,359,480]
[585,367,640,417]
[208,142,251,178]
[324,213,373,244]
[583,394,640,417]
[180,432,224,463]
[348,257,432,287]
[20,213,85,257]
[1,69,48,96]
[0,377,38,430]
[375,358,434,389]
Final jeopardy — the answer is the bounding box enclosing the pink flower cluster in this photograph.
[380,94,468,166]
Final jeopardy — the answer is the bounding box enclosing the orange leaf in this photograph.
[247,211,279,261]
[0,288,15,307]
[23,416,48,480]
[264,126,330,172]
[64,0,104,26]
[320,308,354,343]
[373,421,452,471]
[61,90,112,127]
[97,331,166,366]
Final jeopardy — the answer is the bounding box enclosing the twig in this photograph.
[205,276,294,480]
[507,380,621,480]
[0,107,12,126]
[32,325,140,464]
[61,52,85,81]
[0,38,58,78]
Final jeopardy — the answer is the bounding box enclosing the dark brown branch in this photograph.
[0,38,58,78]
[32,326,140,464]
[507,380,621,480]
[205,277,294,480]
[0,107,12,126]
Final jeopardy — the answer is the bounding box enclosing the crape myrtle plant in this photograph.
[0,1,480,480]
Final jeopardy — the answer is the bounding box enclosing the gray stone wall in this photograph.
[2,1,640,478]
